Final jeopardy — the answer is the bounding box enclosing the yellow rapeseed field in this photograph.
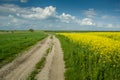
[60,33,120,64]
[58,32,120,80]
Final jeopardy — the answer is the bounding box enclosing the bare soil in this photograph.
[35,36,65,80]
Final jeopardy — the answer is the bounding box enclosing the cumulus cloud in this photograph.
[21,6,56,19]
[81,18,95,26]
[8,14,14,18]
[59,13,76,23]
[0,4,57,19]
[83,8,96,18]
[0,4,23,14]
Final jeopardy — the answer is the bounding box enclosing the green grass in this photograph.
[0,31,47,68]
[27,45,53,80]
[57,35,82,80]
[27,56,46,80]
[57,34,120,80]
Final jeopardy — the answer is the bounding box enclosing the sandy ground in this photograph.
[0,35,65,80]
[35,36,65,80]
[49,36,65,80]
[35,40,55,80]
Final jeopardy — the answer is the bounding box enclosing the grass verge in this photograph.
[0,31,47,68]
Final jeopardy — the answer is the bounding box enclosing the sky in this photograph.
[0,0,120,30]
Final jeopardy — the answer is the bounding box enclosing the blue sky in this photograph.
[0,0,120,30]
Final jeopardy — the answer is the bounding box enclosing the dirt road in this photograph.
[49,36,65,80]
[35,36,65,80]
[0,35,65,80]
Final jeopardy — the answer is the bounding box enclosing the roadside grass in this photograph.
[27,44,53,80]
[0,31,47,68]
[27,56,45,80]
[57,35,80,80]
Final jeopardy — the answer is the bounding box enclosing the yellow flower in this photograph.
[57,32,120,65]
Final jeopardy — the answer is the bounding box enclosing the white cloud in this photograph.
[20,0,27,3]
[16,13,20,16]
[60,13,75,20]
[0,4,23,13]
[21,6,56,19]
[59,13,76,23]
[8,14,14,18]
[81,18,95,26]
[83,8,96,18]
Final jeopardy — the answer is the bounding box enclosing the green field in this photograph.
[57,32,120,80]
[0,31,47,68]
